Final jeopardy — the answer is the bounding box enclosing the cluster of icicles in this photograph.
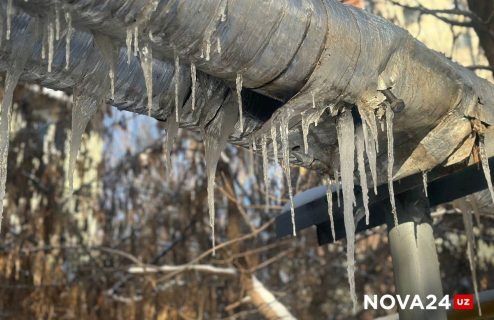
[0,1,491,316]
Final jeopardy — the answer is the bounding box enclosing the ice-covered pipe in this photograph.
[13,0,328,101]
[7,0,494,180]
[12,0,494,178]
[1,14,276,141]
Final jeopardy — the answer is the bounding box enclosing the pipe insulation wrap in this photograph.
[260,2,494,178]
[6,0,494,180]
[2,14,273,142]
[14,0,328,101]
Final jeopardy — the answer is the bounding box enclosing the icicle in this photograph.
[203,101,239,255]
[109,69,115,101]
[190,63,196,111]
[301,113,310,154]
[66,88,102,195]
[479,135,494,204]
[270,124,279,167]
[205,37,211,61]
[93,34,118,102]
[0,21,36,231]
[216,36,221,54]
[386,105,398,226]
[0,73,17,231]
[336,110,358,314]
[55,2,60,40]
[219,0,227,21]
[356,125,370,225]
[299,106,331,156]
[461,205,482,317]
[326,181,336,241]
[363,121,378,194]
[261,135,269,208]
[163,113,178,177]
[207,170,216,253]
[140,44,154,116]
[65,12,73,70]
[280,116,296,236]
[6,0,12,40]
[126,28,133,64]
[236,74,243,130]
[202,0,225,61]
[133,26,139,56]
[335,170,341,207]
[422,171,428,198]
[364,111,380,153]
[174,54,180,122]
[41,27,47,60]
[47,22,54,72]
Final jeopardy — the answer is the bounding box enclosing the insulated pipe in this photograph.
[8,0,494,181]
[13,0,328,101]
[2,14,276,141]
[12,0,494,179]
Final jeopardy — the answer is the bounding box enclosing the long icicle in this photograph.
[301,113,310,154]
[0,45,34,230]
[109,68,115,101]
[55,1,60,40]
[0,21,36,231]
[336,110,358,314]
[270,124,279,167]
[65,12,73,70]
[236,74,243,131]
[280,115,296,236]
[41,23,47,60]
[133,26,139,56]
[386,105,398,226]
[66,86,106,195]
[191,63,196,111]
[326,180,336,241]
[356,125,370,225]
[6,0,12,40]
[126,28,133,64]
[0,63,16,232]
[460,203,482,317]
[479,135,494,204]
[174,54,180,122]
[363,121,378,194]
[204,101,239,255]
[261,135,269,209]
[335,170,341,207]
[47,22,54,72]
[140,43,153,116]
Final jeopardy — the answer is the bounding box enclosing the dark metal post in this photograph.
[386,189,446,320]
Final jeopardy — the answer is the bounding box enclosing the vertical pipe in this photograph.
[386,189,446,320]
